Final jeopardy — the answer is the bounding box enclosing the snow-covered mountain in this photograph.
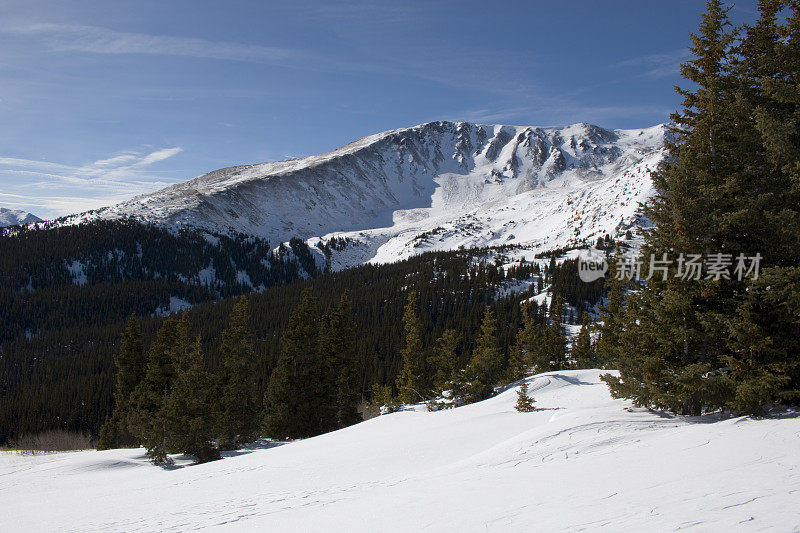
[80,121,668,269]
[0,208,41,227]
[2,369,798,531]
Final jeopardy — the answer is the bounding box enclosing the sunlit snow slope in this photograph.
[0,207,41,227]
[77,122,668,269]
[2,370,798,532]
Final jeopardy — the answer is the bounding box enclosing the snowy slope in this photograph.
[73,121,668,269]
[0,207,41,227]
[2,369,798,532]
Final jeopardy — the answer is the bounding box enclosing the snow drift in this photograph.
[2,369,797,531]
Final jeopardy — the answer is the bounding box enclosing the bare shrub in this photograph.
[11,430,93,453]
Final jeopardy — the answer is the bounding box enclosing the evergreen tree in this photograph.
[602,0,800,415]
[216,296,260,449]
[369,384,400,414]
[264,288,334,438]
[533,297,568,372]
[97,315,145,450]
[429,329,460,393]
[163,317,219,463]
[571,314,595,369]
[395,291,428,404]
[515,380,536,412]
[595,248,627,367]
[723,2,800,411]
[128,317,179,463]
[508,304,539,381]
[319,291,361,428]
[464,307,504,402]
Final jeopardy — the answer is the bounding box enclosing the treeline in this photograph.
[599,0,800,415]
[101,272,599,463]
[385,288,597,412]
[0,219,319,344]
[98,292,360,462]
[0,246,602,447]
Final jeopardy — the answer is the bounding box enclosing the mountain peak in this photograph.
[69,120,668,269]
[0,207,42,227]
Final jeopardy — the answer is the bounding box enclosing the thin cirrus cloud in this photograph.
[615,48,690,79]
[6,23,307,64]
[3,23,538,97]
[0,147,184,218]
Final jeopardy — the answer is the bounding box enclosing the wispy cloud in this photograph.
[449,102,672,128]
[5,23,306,64]
[615,49,690,79]
[0,147,184,218]
[1,22,537,97]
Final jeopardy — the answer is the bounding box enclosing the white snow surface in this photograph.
[2,369,798,532]
[0,207,41,227]
[70,121,669,270]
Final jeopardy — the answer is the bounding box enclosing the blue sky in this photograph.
[0,0,759,218]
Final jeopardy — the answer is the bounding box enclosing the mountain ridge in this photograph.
[0,207,41,227]
[66,120,669,269]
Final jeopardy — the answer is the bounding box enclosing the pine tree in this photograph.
[97,315,145,450]
[163,317,218,463]
[395,291,428,404]
[600,0,800,415]
[127,317,179,463]
[508,304,539,381]
[595,248,627,367]
[369,384,400,414]
[571,314,595,369]
[429,329,460,393]
[533,297,567,372]
[515,380,536,412]
[216,296,260,449]
[264,288,334,438]
[319,291,361,428]
[723,2,800,412]
[464,307,504,402]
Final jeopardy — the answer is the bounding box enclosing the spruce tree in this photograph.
[319,291,361,428]
[571,314,595,369]
[509,304,539,381]
[595,248,627,367]
[163,317,219,463]
[515,380,536,412]
[127,316,179,463]
[429,329,460,393]
[464,307,504,402]
[97,315,145,450]
[601,0,800,415]
[264,288,333,438]
[216,296,260,449]
[724,2,800,411]
[395,291,428,404]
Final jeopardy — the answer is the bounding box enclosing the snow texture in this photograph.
[0,207,41,227]
[68,121,669,270]
[2,369,798,532]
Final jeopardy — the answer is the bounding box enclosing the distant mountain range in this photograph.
[67,121,669,269]
[0,207,41,227]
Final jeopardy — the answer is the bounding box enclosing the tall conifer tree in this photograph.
[128,317,179,463]
[97,315,145,450]
[164,316,219,463]
[216,296,260,449]
[395,291,428,404]
[265,288,333,438]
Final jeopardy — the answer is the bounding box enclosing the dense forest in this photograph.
[0,220,321,344]
[0,225,602,448]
